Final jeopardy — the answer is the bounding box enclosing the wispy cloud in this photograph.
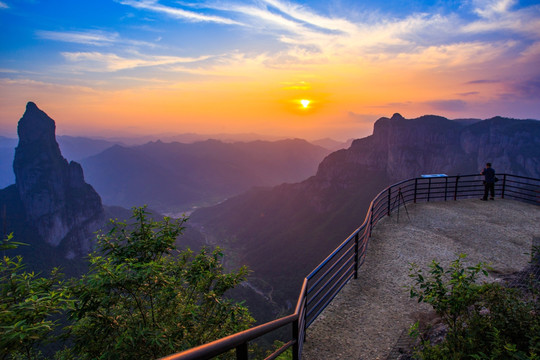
[0,77,99,94]
[466,79,500,84]
[0,68,19,74]
[118,0,242,25]
[37,30,119,46]
[61,51,211,72]
[463,0,540,35]
[24,0,540,99]
[256,0,356,33]
[0,2,8,9]
[36,29,159,48]
[511,77,540,99]
[108,0,540,73]
[281,81,311,90]
[472,0,516,19]
[458,91,480,96]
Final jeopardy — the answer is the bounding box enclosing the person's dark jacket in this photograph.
[482,167,496,183]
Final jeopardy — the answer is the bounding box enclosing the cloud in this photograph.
[37,30,119,46]
[118,0,242,25]
[425,99,468,111]
[463,0,540,36]
[367,101,413,109]
[260,0,357,34]
[457,91,480,96]
[110,0,540,75]
[281,81,311,90]
[466,79,500,84]
[61,51,211,72]
[0,68,19,74]
[0,2,8,9]
[36,30,159,48]
[0,77,99,94]
[511,77,540,99]
[472,0,516,19]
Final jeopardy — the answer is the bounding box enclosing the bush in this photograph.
[0,234,70,360]
[409,254,539,359]
[66,207,254,359]
[1,207,254,360]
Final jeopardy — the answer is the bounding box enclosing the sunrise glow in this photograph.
[0,1,539,140]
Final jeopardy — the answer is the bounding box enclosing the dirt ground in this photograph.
[302,199,540,360]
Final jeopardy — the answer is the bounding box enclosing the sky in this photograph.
[0,0,539,141]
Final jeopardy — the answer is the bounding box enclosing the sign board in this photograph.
[421,174,448,178]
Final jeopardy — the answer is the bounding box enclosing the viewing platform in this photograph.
[163,174,539,360]
[302,198,540,360]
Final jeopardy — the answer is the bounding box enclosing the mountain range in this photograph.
[0,135,119,188]
[1,135,336,214]
[79,139,330,214]
[1,103,539,323]
[188,113,540,311]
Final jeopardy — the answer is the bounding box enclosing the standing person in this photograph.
[481,163,496,201]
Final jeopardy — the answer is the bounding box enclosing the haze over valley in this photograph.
[1,102,539,324]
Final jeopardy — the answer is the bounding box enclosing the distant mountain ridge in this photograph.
[0,135,119,188]
[80,138,331,213]
[189,113,540,308]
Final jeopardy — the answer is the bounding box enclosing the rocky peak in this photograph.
[390,113,405,121]
[12,102,104,256]
[17,102,58,147]
[316,113,540,187]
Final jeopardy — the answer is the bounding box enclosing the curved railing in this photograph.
[162,174,540,360]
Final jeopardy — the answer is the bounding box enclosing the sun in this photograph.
[300,99,310,108]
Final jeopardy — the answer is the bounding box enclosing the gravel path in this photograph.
[302,199,540,360]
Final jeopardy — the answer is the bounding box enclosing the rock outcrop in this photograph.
[6,102,104,258]
[316,114,540,187]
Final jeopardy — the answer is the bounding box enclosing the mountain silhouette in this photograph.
[80,138,330,213]
[0,102,104,272]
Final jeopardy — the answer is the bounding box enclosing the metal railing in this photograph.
[161,174,539,360]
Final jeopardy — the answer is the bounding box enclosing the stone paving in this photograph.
[302,199,540,360]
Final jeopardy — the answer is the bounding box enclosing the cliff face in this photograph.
[9,102,104,258]
[316,114,540,187]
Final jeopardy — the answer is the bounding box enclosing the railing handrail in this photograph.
[161,173,539,360]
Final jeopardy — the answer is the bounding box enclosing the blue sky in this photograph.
[1,0,539,140]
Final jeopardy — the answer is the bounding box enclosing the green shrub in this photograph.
[67,207,254,359]
[0,234,70,360]
[409,254,539,359]
[1,207,254,360]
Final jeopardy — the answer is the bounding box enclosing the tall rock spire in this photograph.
[13,102,104,256]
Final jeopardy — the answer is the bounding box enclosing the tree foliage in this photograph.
[66,207,254,359]
[0,234,69,360]
[1,207,254,360]
[409,254,539,359]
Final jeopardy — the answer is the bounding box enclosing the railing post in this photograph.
[444,177,448,201]
[354,233,359,279]
[292,319,299,360]
[414,178,418,203]
[454,175,460,201]
[369,207,374,237]
[502,174,507,199]
[303,280,308,343]
[387,187,392,216]
[427,178,432,202]
[236,343,248,360]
